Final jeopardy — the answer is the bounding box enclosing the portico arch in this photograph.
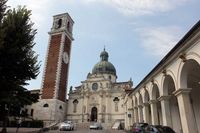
[133,95,139,123]
[143,89,151,124]
[178,59,200,132]
[150,84,162,125]
[136,92,143,122]
[162,75,182,133]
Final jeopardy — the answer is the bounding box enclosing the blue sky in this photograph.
[7,0,200,90]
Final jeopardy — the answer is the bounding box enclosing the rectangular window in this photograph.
[31,109,34,116]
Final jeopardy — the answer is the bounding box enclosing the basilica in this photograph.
[26,13,200,133]
[66,48,132,125]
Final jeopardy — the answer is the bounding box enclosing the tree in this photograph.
[0,2,40,133]
[0,0,7,23]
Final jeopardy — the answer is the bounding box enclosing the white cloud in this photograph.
[136,26,183,57]
[84,0,188,16]
[7,0,53,28]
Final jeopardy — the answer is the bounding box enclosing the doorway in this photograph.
[91,107,97,122]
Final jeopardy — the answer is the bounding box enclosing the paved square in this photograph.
[48,129,126,133]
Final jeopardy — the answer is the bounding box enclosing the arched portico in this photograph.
[137,93,143,122]
[126,21,200,132]
[138,93,144,122]
[142,89,151,124]
[133,96,139,123]
[150,83,162,125]
[177,59,200,133]
[162,75,182,133]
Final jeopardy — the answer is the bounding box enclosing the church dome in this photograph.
[92,48,116,75]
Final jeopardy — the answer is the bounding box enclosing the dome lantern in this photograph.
[100,48,109,61]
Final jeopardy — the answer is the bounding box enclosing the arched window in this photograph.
[113,97,120,102]
[59,105,63,110]
[58,19,62,28]
[113,97,120,112]
[43,103,49,107]
[67,21,70,31]
[73,99,79,113]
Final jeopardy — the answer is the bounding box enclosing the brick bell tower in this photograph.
[34,13,74,123]
[41,13,74,102]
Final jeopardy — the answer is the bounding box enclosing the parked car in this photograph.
[144,125,161,133]
[132,123,148,133]
[59,121,74,131]
[149,125,175,133]
[89,122,103,130]
[161,126,175,133]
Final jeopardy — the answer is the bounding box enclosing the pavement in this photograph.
[47,129,126,133]
[0,127,126,133]
[0,127,127,133]
[0,127,41,133]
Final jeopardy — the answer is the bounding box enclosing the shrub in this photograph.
[8,120,43,128]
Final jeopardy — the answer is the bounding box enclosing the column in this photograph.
[85,93,89,121]
[134,107,139,123]
[105,93,111,122]
[143,103,150,123]
[99,94,103,122]
[132,109,134,124]
[174,88,197,133]
[81,94,84,122]
[124,105,128,130]
[158,95,172,127]
[138,105,143,122]
[149,100,158,125]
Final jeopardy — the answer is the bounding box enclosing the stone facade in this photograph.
[25,13,200,133]
[124,20,200,133]
[66,49,133,127]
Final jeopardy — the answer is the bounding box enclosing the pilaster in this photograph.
[158,95,172,127]
[174,88,197,133]
[133,107,139,123]
[149,100,158,125]
[143,103,150,123]
[137,105,143,122]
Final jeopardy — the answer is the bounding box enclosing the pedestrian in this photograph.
[16,117,22,133]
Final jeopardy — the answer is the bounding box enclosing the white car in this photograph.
[89,122,103,130]
[59,121,74,131]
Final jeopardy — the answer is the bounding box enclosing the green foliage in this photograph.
[0,0,7,23]
[0,1,40,117]
[0,6,40,102]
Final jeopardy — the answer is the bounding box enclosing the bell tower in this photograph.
[33,13,74,124]
[41,13,74,101]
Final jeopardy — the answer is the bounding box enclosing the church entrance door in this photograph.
[91,107,97,122]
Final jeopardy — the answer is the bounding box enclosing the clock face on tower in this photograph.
[63,52,69,64]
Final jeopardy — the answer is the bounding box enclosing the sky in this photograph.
[7,0,200,91]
